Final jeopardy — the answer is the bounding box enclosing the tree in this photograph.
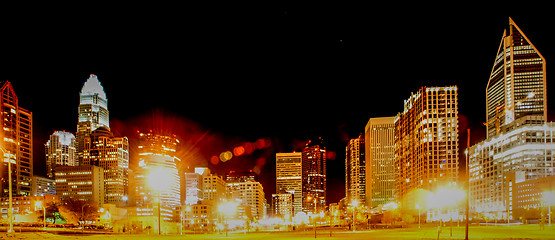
[37,201,66,224]
[58,199,100,225]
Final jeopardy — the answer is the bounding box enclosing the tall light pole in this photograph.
[465,128,470,240]
[0,147,13,235]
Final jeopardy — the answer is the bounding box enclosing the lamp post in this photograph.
[416,204,421,229]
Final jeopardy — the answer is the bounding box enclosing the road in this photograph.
[1,224,554,239]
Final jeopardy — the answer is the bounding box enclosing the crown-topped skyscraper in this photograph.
[486,17,547,138]
[76,74,110,164]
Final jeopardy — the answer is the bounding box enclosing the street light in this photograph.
[0,146,13,236]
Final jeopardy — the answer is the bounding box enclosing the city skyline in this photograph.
[2,9,555,205]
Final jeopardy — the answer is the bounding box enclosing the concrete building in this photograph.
[394,86,459,206]
[365,116,396,208]
[31,176,55,196]
[227,180,266,220]
[0,81,33,197]
[54,165,104,206]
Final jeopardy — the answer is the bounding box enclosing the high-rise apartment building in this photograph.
[275,152,302,214]
[345,135,365,205]
[302,140,326,213]
[486,18,546,138]
[82,127,129,206]
[395,86,459,205]
[134,132,181,209]
[365,116,396,208]
[76,74,109,165]
[45,131,77,178]
[0,81,33,197]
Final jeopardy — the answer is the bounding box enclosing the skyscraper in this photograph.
[76,74,109,164]
[394,86,459,205]
[134,132,181,209]
[365,116,395,208]
[345,135,365,205]
[276,152,302,214]
[486,17,546,138]
[45,131,77,178]
[302,139,326,213]
[82,127,129,206]
[0,81,33,197]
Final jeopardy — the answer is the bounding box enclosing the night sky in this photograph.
[2,4,555,203]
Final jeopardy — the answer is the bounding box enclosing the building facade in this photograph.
[227,180,266,220]
[302,140,326,213]
[394,86,459,205]
[133,132,181,210]
[31,176,56,196]
[365,116,396,208]
[486,18,546,138]
[469,115,555,219]
[82,127,129,206]
[54,165,104,206]
[345,135,365,205]
[76,74,110,165]
[0,81,33,197]
[272,191,293,219]
[45,131,77,178]
[275,152,302,215]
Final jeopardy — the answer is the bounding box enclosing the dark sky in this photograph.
[2,4,555,203]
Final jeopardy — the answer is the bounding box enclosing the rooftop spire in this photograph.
[81,74,107,99]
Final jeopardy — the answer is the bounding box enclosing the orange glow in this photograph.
[210,155,219,165]
[233,146,245,156]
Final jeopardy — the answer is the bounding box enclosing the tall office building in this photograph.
[486,18,546,138]
[276,152,302,214]
[302,139,326,213]
[365,116,396,208]
[0,81,33,197]
[345,135,365,205]
[394,86,459,205]
[76,74,109,165]
[82,127,129,206]
[470,116,555,219]
[45,131,77,178]
[134,132,181,209]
